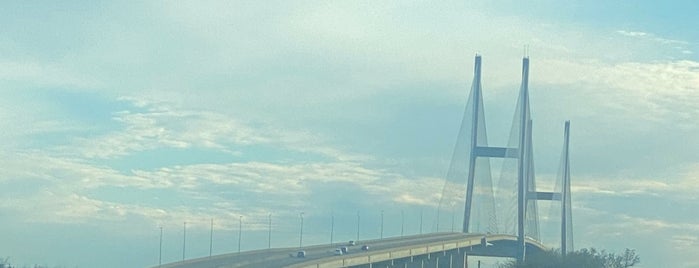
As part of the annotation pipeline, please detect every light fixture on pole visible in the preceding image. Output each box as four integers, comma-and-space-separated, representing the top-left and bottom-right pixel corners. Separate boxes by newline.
380, 210, 384, 239
238, 216, 242, 253
159, 226, 163, 267
268, 213, 272, 249
299, 212, 305, 248
356, 211, 360, 241
330, 212, 334, 245
182, 222, 187, 261
401, 210, 404, 237
420, 210, 423, 235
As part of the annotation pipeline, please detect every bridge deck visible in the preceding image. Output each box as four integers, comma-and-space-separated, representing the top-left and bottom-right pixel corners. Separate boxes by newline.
154, 232, 546, 268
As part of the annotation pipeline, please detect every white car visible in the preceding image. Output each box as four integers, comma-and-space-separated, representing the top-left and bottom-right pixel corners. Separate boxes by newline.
334, 248, 343, 255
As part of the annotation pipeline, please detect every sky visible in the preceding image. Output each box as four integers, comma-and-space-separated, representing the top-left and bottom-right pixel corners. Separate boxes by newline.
0, 1, 698, 267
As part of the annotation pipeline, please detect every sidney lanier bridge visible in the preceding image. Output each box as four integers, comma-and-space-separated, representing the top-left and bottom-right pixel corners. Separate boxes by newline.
155, 55, 574, 268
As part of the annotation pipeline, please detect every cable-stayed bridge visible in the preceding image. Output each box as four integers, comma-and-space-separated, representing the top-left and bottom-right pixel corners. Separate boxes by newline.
155, 55, 574, 268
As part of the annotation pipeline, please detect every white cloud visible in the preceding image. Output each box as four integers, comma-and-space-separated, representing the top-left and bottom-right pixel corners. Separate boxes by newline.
0, 98, 449, 228
529, 58, 699, 141
616, 29, 692, 55
617, 29, 689, 46
43, 98, 370, 163
617, 30, 649, 37
568, 163, 699, 200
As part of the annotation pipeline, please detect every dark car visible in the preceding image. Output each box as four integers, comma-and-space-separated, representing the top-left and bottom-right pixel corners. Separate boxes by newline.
361, 245, 369, 251
296, 251, 306, 258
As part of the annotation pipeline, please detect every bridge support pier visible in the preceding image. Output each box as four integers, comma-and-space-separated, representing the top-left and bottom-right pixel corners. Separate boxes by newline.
385, 251, 466, 268
452, 251, 467, 268
370, 260, 395, 268
405, 258, 424, 268
389, 257, 412, 268
435, 254, 454, 268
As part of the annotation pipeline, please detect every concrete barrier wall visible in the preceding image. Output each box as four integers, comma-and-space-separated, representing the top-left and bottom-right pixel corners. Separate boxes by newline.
370, 252, 392, 262
390, 249, 411, 259
288, 235, 545, 268
317, 259, 344, 268
343, 256, 370, 266
443, 242, 457, 251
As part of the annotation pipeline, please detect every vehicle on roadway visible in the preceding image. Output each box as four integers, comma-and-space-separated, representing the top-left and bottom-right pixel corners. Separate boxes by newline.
296, 251, 306, 258
361, 245, 369, 251
334, 248, 343, 255
348, 240, 356, 246
340, 246, 348, 254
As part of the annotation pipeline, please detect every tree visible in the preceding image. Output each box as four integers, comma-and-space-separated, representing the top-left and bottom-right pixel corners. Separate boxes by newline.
604, 248, 640, 268
499, 248, 640, 268
0, 257, 11, 268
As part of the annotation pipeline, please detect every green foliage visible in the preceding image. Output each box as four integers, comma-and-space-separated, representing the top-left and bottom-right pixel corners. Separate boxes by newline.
499, 248, 640, 268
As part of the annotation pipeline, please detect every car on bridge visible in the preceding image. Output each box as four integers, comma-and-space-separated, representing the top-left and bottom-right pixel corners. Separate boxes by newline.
334, 248, 343, 255
361, 245, 369, 251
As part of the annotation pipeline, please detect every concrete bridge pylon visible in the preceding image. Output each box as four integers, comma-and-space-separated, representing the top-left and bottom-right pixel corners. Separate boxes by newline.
438, 55, 573, 264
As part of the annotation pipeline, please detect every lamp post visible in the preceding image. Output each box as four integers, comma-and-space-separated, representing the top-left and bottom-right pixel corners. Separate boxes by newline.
420, 210, 423, 235
330, 212, 335, 245
401, 210, 405, 237
182, 222, 187, 261
238, 216, 242, 253
299, 212, 305, 248
356, 211, 360, 241
380, 210, 384, 239
268, 213, 272, 249
159, 226, 163, 267
209, 218, 214, 257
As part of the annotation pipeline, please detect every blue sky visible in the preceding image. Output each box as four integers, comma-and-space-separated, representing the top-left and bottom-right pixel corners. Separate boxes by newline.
1, 1, 698, 267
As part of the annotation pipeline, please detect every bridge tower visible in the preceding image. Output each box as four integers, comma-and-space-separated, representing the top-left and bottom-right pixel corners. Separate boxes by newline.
451, 55, 537, 262
559, 121, 574, 257
444, 55, 573, 264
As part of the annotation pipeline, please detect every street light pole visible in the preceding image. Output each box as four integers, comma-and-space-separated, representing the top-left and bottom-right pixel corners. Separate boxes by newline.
238, 216, 242, 254
299, 212, 305, 248
380, 210, 384, 239
182, 222, 187, 261
330, 212, 334, 245
209, 218, 214, 257
420, 210, 423, 235
356, 211, 360, 241
268, 213, 272, 249
159, 226, 163, 267
404, 210, 409, 237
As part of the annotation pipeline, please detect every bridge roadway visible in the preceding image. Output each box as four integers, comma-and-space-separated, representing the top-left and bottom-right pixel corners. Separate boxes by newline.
155, 232, 545, 268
